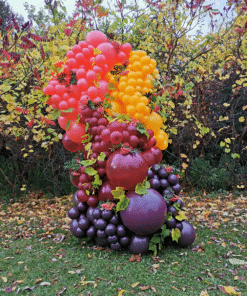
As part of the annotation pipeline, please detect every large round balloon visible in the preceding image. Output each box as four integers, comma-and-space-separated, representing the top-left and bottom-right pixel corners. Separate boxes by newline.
86, 30, 108, 48
120, 188, 167, 235
177, 221, 196, 248
128, 235, 150, 254
70, 219, 84, 238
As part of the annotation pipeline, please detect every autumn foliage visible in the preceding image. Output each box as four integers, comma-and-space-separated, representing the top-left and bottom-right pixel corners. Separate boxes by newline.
0, 0, 246, 198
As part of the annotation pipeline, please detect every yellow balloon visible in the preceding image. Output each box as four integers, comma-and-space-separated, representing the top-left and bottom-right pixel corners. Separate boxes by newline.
135, 50, 146, 58
145, 79, 152, 89
106, 101, 123, 116
133, 61, 142, 71
118, 81, 127, 92
140, 55, 151, 65
136, 78, 144, 87
129, 94, 139, 106
134, 112, 142, 121
122, 94, 130, 105
136, 102, 147, 114
129, 55, 139, 63
146, 112, 163, 132
125, 85, 135, 96
136, 86, 142, 92
126, 104, 136, 116
142, 65, 151, 76
154, 130, 168, 150
127, 78, 137, 87
140, 96, 149, 105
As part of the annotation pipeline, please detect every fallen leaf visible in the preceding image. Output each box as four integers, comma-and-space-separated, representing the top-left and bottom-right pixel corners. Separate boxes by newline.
152, 264, 160, 269
191, 245, 206, 252
68, 271, 76, 274
200, 291, 210, 296
224, 286, 241, 295
117, 267, 121, 270
140, 286, 151, 291
57, 286, 67, 295
39, 282, 51, 286
22, 286, 36, 291
0, 276, 7, 283
118, 289, 128, 295
34, 278, 42, 284
151, 286, 157, 293
129, 254, 141, 262
229, 258, 247, 265
131, 282, 140, 288
171, 286, 180, 291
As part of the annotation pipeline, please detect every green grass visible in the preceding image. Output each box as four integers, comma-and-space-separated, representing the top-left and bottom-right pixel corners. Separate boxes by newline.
0, 224, 246, 295
0, 194, 246, 295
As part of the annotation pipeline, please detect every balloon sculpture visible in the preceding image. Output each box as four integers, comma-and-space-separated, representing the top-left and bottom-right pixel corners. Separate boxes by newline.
43, 30, 195, 254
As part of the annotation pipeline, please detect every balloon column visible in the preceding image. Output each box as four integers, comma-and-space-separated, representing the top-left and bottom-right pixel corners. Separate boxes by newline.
43, 30, 195, 254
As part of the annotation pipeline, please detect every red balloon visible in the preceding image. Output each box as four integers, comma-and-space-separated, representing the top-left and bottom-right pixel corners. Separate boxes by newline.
98, 80, 108, 97
72, 44, 82, 54
51, 94, 61, 105
66, 50, 75, 58
86, 30, 108, 48
97, 43, 116, 68
78, 41, 87, 49
77, 78, 89, 91
67, 97, 78, 108
86, 70, 97, 83
82, 48, 91, 59
62, 133, 80, 152
88, 86, 98, 99
61, 108, 78, 121
68, 58, 78, 69
58, 116, 68, 130
92, 65, 103, 76
75, 53, 85, 65
67, 121, 87, 143
43, 85, 55, 96
58, 100, 69, 110
117, 51, 126, 63
121, 43, 132, 55
55, 84, 66, 95
95, 54, 106, 67
76, 68, 87, 79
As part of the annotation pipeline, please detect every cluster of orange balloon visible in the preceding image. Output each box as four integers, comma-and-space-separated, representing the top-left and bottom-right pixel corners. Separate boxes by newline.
103, 50, 168, 150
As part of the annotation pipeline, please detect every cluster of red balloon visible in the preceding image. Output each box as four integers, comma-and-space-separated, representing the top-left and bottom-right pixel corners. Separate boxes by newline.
43, 31, 132, 151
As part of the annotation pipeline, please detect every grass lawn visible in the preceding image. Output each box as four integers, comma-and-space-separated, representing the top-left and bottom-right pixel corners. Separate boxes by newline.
0, 192, 246, 296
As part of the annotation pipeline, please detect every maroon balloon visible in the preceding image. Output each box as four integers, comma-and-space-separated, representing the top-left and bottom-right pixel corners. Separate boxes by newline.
128, 235, 150, 254
150, 146, 162, 164
177, 221, 196, 248
98, 181, 115, 202
120, 188, 167, 235
62, 133, 81, 152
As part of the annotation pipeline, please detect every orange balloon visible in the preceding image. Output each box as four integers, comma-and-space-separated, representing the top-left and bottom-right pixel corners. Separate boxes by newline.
146, 112, 163, 132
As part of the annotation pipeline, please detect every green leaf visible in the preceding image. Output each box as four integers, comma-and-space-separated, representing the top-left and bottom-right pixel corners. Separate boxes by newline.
84, 166, 98, 176
135, 180, 150, 195
85, 142, 92, 151
80, 159, 96, 167
92, 174, 102, 189
173, 202, 180, 211
98, 152, 106, 161
175, 211, 187, 221
171, 228, 181, 243
166, 212, 173, 221
62, 108, 74, 113
87, 100, 95, 110
102, 100, 112, 109
66, 120, 71, 131
115, 196, 129, 212
52, 109, 61, 120
160, 224, 170, 241
85, 122, 89, 132
136, 122, 149, 139
184, 82, 194, 91
112, 187, 125, 200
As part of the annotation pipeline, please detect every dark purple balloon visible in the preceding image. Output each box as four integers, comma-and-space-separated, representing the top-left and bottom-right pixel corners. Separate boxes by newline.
177, 221, 196, 248
116, 225, 126, 237
150, 178, 160, 190
97, 229, 106, 238
176, 222, 183, 231
87, 225, 96, 238
68, 207, 80, 219
86, 207, 95, 223
168, 174, 178, 185
107, 235, 118, 244
101, 210, 113, 220
110, 242, 121, 251
78, 217, 89, 230
120, 189, 167, 235
77, 201, 87, 212
147, 169, 154, 179
160, 179, 169, 189
109, 214, 119, 225
92, 208, 101, 219
128, 235, 150, 254
158, 168, 168, 179
151, 164, 160, 173
95, 236, 109, 247
176, 198, 184, 209
172, 183, 181, 194
166, 217, 176, 229
105, 223, 117, 236
120, 236, 130, 246
70, 219, 84, 238
168, 206, 178, 217
95, 218, 107, 230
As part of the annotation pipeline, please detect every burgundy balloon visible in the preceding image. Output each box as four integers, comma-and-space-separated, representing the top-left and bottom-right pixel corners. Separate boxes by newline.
128, 235, 150, 254
177, 221, 196, 248
120, 189, 167, 235
98, 181, 115, 202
